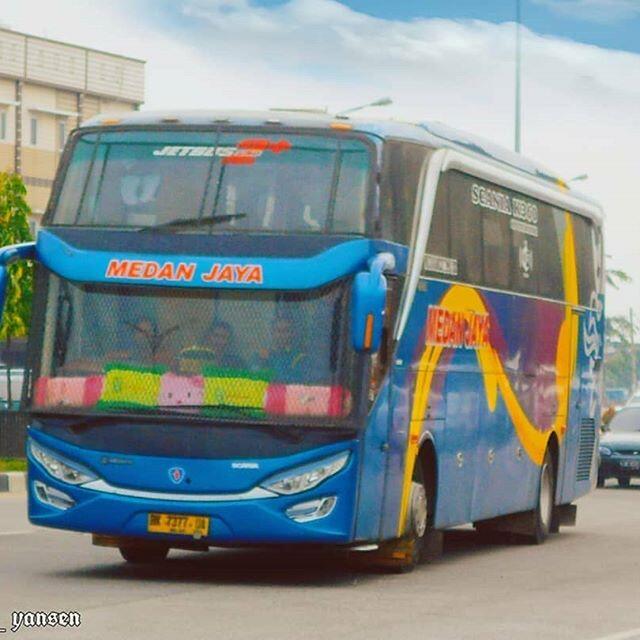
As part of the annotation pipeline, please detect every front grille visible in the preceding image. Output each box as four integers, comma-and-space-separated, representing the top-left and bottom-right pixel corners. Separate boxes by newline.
576, 418, 596, 482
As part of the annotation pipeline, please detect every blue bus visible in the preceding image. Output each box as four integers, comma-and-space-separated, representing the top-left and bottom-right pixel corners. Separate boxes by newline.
0, 111, 604, 571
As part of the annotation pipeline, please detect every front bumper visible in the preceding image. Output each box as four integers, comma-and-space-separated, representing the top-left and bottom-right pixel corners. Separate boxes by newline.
27, 433, 359, 546
599, 456, 640, 479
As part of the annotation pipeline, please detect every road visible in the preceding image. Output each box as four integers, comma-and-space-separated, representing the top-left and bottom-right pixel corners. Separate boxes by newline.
1, 484, 639, 640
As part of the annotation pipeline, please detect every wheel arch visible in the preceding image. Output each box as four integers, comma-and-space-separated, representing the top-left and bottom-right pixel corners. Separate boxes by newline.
416, 435, 438, 526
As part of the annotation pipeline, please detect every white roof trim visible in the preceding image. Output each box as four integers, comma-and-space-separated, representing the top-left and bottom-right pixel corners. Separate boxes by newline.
394, 149, 448, 340
0, 99, 19, 107
442, 150, 604, 224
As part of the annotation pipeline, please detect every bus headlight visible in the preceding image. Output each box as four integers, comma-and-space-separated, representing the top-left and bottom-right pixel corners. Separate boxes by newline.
261, 452, 350, 495
599, 446, 612, 457
29, 440, 97, 486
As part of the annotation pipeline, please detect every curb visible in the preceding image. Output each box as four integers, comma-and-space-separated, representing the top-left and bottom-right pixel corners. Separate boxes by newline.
0, 471, 26, 493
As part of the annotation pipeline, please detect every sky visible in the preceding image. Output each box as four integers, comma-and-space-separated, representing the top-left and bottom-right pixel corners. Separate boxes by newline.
2, 0, 640, 317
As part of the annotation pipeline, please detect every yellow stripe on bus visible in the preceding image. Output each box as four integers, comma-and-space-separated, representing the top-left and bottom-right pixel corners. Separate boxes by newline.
397, 214, 579, 536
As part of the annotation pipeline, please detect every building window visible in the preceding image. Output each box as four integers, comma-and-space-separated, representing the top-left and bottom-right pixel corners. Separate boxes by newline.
28, 219, 39, 238
0, 111, 6, 140
58, 120, 67, 151
30, 117, 38, 146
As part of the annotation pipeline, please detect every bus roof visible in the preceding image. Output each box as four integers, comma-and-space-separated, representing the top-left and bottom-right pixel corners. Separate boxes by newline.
80, 109, 602, 219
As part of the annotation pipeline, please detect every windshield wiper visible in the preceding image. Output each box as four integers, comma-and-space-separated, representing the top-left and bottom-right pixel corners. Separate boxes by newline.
41, 414, 120, 433
138, 213, 247, 232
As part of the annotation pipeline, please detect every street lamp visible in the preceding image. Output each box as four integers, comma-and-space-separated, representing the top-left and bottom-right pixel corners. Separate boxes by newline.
515, 0, 522, 153
336, 97, 393, 116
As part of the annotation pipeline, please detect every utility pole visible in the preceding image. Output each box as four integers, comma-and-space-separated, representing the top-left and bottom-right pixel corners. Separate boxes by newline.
630, 307, 637, 391
515, 0, 522, 153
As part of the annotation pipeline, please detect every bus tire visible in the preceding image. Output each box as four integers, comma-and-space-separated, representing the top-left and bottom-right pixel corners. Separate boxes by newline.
528, 448, 556, 545
119, 544, 170, 564
364, 454, 441, 573
617, 477, 630, 488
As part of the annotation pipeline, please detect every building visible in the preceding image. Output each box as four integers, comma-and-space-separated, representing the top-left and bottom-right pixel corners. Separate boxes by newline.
0, 27, 145, 231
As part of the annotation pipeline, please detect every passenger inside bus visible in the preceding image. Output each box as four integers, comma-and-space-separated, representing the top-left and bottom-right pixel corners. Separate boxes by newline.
177, 321, 246, 374
256, 316, 309, 382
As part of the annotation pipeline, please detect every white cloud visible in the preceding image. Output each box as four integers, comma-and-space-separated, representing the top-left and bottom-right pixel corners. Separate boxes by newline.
2, 0, 640, 316
533, 0, 640, 23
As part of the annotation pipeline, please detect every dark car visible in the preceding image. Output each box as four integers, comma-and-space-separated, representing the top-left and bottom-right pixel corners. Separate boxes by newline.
599, 406, 640, 487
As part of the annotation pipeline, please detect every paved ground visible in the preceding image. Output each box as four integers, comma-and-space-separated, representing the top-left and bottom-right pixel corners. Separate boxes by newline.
1, 483, 640, 640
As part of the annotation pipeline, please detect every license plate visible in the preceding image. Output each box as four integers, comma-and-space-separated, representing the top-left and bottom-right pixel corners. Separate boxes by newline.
147, 513, 209, 537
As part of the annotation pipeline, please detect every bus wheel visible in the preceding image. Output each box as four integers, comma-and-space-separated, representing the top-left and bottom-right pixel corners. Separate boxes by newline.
617, 477, 630, 488
596, 474, 605, 488
119, 544, 170, 564
363, 460, 441, 573
365, 483, 426, 573
528, 449, 556, 545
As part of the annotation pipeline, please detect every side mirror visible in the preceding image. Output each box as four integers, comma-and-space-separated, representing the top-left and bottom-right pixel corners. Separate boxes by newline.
351, 253, 395, 352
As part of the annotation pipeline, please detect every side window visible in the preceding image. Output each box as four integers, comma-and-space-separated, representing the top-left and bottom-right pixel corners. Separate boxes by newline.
573, 214, 596, 306
449, 172, 482, 285
379, 141, 431, 244
424, 174, 453, 275
537, 204, 563, 300
510, 226, 537, 295
483, 207, 511, 289
420, 169, 590, 305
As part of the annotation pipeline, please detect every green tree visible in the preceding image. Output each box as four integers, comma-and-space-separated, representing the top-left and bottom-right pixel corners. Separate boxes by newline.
0, 173, 33, 405
603, 267, 635, 395
606, 268, 632, 290
604, 315, 638, 393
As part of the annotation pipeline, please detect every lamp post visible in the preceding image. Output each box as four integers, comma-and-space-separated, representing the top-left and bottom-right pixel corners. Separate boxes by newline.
515, 0, 522, 153
337, 97, 393, 116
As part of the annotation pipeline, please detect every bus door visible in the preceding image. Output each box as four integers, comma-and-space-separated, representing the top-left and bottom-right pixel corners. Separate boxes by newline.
441, 366, 481, 526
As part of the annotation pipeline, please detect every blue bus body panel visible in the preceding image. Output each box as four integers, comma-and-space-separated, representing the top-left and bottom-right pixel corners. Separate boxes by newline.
27, 222, 600, 544
36, 230, 408, 290
352, 376, 392, 541
364, 276, 601, 538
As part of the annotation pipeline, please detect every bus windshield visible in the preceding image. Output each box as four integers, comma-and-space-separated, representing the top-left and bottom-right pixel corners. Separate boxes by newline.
30, 272, 356, 423
49, 130, 372, 235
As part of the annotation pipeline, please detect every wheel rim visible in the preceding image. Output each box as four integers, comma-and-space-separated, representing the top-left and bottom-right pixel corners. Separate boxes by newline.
410, 482, 428, 538
539, 462, 553, 530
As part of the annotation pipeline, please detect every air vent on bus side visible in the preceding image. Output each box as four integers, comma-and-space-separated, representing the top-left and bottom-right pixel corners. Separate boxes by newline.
576, 418, 596, 482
